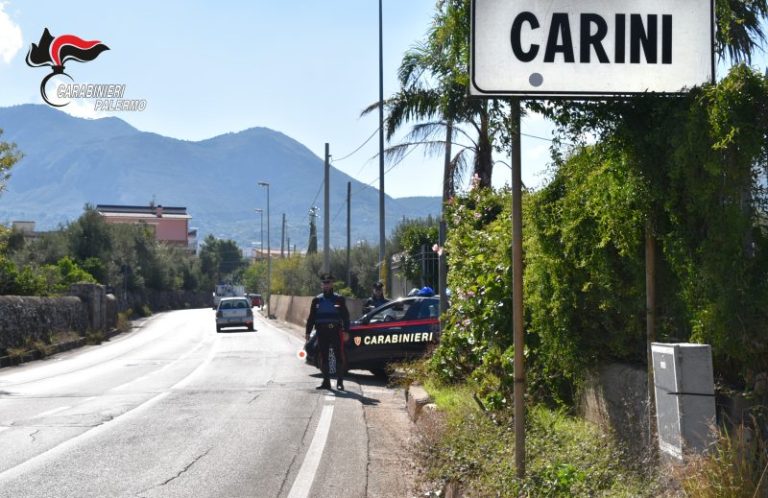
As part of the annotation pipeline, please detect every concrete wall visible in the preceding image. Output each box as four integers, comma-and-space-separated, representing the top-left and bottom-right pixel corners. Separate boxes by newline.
70, 284, 108, 332
578, 362, 768, 459
122, 289, 211, 312
578, 363, 652, 459
270, 294, 366, 328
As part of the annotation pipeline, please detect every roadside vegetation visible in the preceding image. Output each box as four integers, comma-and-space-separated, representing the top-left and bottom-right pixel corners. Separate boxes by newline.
243, 217, 440, 298
1, 208, 221, 298
382, 0, 768, 495
408, 372, 660, 497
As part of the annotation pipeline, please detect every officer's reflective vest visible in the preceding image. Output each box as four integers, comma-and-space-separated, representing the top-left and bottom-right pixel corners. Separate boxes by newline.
314, 294, 343, 325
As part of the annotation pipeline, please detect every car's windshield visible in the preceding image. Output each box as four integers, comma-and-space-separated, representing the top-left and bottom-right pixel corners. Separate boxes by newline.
369, 300, 416, 323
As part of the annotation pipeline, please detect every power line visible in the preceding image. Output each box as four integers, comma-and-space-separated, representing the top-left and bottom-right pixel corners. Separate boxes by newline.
328, 130, 562, 224
307, 129, 378, 224
332, 128, 379, 162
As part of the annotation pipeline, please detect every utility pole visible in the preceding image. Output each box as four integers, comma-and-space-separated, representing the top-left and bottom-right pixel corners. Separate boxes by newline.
439, 122, 452, 333
421, 244, 427, 287
346, 181, 351, 287
255, 208, 264, 260
281, 213, 286, 258
258, 181, 271, 319
308, 206, 318, 254
646, 220, 658, 455
287, 236, 291, 258
323, 143, 330, 274
377, 0, 386, 280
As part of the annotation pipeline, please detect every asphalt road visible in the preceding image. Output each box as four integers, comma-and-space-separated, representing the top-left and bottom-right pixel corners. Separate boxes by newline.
0, 308, 416, 497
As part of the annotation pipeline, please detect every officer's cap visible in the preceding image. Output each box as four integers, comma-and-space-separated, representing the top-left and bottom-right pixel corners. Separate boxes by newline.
320, 273, 335, 283
373, 281, 384, 289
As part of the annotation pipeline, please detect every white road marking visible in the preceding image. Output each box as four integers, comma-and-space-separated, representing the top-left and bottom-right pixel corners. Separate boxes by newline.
287, 402, 335, 498
113, 339, 213, 392
0, 339, 219, 483
33, 406, 71, 419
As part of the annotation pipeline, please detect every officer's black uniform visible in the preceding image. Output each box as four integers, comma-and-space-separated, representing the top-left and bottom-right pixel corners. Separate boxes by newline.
305, 275, 350, 390
363, 281, 389, 314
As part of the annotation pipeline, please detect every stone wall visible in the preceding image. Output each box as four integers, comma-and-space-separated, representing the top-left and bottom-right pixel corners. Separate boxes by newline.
121, 289, 212, 312
0, 295, 87, 352
1, 285, 211, 355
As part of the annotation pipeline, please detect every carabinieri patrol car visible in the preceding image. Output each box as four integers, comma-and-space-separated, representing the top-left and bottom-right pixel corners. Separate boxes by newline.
304, 294, 440, 377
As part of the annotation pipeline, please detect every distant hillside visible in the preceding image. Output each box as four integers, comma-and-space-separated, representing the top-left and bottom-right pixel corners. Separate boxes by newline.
0, 104, 441, 251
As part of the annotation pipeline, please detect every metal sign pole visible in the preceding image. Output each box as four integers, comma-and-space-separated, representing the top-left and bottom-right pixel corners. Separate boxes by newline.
511, 97, 525, 478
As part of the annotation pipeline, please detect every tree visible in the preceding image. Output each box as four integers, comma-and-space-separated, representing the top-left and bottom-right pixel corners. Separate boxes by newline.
198, 235, 247, 285
243, 260, 267, 295
66, 206, 112, 282
522, 0, 768, 385
716, 0, 768, 62
425, 0, 768, 401
0, 129, 21, 196
390, 217, 440, 287
364, 0, 507, 193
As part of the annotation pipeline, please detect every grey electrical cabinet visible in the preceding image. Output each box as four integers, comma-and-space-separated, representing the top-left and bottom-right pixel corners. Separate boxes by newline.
651, 343, 716, 459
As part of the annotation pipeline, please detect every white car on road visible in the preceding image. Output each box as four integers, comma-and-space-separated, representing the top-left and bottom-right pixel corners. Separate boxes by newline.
215, 297, 254, 332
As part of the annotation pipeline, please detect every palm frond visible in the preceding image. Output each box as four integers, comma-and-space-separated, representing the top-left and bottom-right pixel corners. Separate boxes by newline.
716, 0, 768, 63
403, 121, 451, 143
385, 89, 442, 140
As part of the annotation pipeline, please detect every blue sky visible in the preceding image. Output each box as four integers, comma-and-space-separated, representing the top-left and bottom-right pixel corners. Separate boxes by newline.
0, 1, 556, 199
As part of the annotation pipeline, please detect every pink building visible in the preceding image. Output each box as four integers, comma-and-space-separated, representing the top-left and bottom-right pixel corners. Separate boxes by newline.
96, 204, 192, 249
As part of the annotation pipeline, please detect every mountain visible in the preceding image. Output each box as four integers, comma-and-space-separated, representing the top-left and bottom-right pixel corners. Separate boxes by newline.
0, 104, 441, 251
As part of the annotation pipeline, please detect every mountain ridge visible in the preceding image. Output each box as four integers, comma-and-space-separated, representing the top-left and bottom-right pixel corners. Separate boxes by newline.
0, 105, 441, 250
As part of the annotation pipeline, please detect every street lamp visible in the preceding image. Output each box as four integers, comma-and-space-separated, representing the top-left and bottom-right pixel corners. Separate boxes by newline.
377, 0, 386, 280
258, 181, 271, 318
254, 208, 264, 260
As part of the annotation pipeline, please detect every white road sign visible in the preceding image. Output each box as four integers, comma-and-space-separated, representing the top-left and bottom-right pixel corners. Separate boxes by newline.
470, 0, 714, 96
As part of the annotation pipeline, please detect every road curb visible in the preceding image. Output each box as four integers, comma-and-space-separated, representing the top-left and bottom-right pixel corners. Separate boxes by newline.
0, 326, 128, 369
406, 384, 435, 423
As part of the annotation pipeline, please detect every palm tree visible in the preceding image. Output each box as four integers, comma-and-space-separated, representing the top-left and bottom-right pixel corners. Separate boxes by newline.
716, 0, 768, 62
363, 0, 504, 195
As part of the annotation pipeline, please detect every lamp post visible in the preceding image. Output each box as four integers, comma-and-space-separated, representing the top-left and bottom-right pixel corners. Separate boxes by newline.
254, 208, 264, 260
377, 0, 386, 281
258, 182, 271, 318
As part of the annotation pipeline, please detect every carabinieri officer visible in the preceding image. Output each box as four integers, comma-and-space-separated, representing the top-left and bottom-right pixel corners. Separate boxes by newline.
305, 273, 350, 390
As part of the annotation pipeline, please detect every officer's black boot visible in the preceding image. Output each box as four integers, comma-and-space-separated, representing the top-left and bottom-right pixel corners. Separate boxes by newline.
336, 379, 344, 391
317, 378, 331, 390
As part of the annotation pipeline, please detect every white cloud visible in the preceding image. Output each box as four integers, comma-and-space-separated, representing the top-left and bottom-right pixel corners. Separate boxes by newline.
0, 3, 22, 64
61, 99, 101, 119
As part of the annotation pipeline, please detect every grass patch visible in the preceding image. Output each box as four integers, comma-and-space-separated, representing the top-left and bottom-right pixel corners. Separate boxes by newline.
4, 346, 28, 359
136, 305, 152, 318
416, 379, 662, 497
423, 379, 477, 413
116, 309, 133, 332
85, 330, 105, 345
674, 418, 768, 497
49, 330, 82, 344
